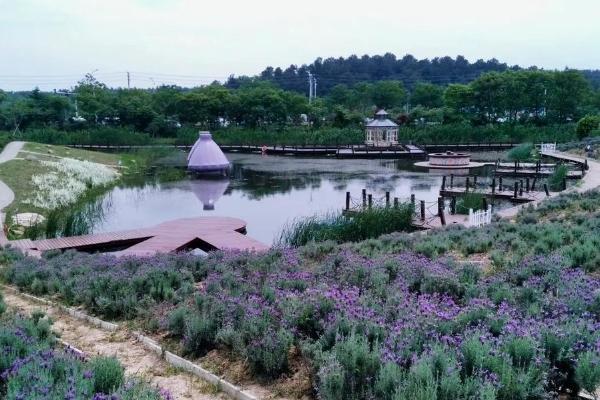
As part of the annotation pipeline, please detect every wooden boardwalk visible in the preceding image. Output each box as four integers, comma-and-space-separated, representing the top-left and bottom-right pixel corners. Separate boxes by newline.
440, 187, 547, 203
9, 217, 269, 256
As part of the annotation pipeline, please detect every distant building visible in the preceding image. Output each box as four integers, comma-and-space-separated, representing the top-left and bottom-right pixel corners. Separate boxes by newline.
365, 110, 398, 147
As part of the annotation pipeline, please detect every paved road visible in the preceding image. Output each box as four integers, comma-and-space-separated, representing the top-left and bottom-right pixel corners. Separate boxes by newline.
0, 141, 25, 243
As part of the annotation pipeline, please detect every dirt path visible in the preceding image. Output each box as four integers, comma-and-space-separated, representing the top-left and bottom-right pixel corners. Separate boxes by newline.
2, 289, 226, 400
0, 141, 25, 244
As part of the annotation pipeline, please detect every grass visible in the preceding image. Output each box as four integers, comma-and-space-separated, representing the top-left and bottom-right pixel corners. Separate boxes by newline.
507, 143, 536, 162
22, 142, 120, 166
455, 192, 486, 215
277, 205, 414, 246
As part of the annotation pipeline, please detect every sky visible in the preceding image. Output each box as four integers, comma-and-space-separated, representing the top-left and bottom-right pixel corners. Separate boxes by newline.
1, 0, 599, 91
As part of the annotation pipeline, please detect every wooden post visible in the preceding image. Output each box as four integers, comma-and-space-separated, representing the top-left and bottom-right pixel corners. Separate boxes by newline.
345, 191, 350, 211
466, 177, 470, 193
473, 176, 478, 187
441, 176, 446, 191
544, 183, 550, 196
531, 177, 537, 191
514, 182, 518, 199
514, 161, 517, 175
450, 196, 457, 215
482, 197, 488, 211
385, 191, 390, 207
562, 178, 567, 191
394, 197, 399, 208
438, 197, 446, 226
420, 200, 425, 221
491, 178, 496, 194
526, 178, 530, 192
499, 177, 503, 192
362, 189, 367, 208
585, 159, 589, 171
410, 194, 415, 208
450, 174, 454, 188
368, 194, 373, 209
519, 180, 524, 196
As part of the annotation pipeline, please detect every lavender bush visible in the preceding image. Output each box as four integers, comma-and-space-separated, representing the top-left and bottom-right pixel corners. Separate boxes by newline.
0, 311, 170, 399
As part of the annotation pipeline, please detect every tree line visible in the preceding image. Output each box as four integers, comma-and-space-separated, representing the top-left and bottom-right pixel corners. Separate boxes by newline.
1, 69, 599, 140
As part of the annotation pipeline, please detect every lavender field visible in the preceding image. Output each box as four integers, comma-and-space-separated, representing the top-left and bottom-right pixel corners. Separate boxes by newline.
2, 190, 600, 399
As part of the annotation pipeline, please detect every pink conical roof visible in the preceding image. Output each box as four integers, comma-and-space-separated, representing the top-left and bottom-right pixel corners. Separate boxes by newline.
187, 132, 230, 172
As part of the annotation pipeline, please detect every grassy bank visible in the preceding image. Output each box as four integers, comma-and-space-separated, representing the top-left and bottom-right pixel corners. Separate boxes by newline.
0, 143, 121, 239
3, 190, 600, 399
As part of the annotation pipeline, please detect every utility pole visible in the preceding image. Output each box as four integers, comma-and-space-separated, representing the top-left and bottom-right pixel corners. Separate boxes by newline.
307, 72, 314, 103
127, 71, 131, 89
314, 76, 317, 99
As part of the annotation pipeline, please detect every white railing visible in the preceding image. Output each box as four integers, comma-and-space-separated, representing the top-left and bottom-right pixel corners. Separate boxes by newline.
540, 142, 557, 153
468, 206, 493, 228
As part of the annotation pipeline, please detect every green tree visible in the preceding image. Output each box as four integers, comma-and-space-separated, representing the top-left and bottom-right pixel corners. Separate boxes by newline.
444, 84, 473, 115
74, 74, 115, 124
576, 115, 600, 138
411, 82, 444, 108
370, 80, 406, 110
548, 70, 590, 122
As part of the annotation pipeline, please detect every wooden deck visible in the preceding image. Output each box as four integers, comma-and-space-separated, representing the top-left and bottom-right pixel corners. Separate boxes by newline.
494, 168, 583, 179
9, 217, 269, 256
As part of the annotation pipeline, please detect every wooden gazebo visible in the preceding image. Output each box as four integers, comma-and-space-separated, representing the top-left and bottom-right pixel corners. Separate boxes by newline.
365, 110, 398, 147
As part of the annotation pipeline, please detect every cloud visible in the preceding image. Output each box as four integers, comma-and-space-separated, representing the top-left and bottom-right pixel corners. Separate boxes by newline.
0, 0, 598, 90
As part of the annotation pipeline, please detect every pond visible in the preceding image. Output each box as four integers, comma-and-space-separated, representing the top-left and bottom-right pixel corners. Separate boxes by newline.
66, 153, 498, 245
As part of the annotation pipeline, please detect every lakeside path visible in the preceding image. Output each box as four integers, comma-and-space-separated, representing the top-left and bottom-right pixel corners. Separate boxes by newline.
496, 150, 600, 219
0, 141, 25, 244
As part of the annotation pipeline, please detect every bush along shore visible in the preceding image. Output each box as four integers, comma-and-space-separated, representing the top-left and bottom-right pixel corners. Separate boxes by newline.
0, 123, 580, 148
0, 292, 172, 399
2, 190, 600, 399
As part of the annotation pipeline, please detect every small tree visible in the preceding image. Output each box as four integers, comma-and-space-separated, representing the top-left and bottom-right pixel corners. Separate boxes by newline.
576, 115, 600, 139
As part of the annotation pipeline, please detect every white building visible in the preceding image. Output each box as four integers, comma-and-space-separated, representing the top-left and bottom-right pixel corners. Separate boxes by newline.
365, 110, 399, 147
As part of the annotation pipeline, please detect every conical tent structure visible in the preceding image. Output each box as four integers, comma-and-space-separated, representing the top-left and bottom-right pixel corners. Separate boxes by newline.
187, 131, 230, 173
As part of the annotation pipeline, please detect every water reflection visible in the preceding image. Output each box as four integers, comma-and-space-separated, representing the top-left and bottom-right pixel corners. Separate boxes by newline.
189, 179, 230, 211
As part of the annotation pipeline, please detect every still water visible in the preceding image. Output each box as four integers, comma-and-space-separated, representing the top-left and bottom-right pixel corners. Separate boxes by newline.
75, 153, 492, 244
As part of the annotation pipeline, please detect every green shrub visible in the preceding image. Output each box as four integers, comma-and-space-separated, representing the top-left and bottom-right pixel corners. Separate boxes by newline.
167, 306, 188, 337
0, 292, 5, 316
576, 351, 600, 397
183, 315, 218, 356
317, 355, 346, 400
576, 115, 600, 139
507, 143, 535, 162
90, 356, 125, 394
246, 328, 293, 378
375, 362, 403, 400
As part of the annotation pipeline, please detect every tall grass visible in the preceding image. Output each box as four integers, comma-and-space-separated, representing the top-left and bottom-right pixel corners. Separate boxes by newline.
548, 165, 568, 191
456, 192, 486, 215
277, 205, 414, 246
507, 143, 536, 162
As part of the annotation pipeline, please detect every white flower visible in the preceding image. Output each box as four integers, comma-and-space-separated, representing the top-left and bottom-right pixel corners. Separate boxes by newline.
26, 158, 117, 210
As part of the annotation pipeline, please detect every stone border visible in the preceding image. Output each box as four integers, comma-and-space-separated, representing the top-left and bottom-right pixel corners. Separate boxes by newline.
1, 284, 258, 400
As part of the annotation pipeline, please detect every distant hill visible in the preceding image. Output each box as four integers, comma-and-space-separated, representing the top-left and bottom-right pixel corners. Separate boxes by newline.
227, 53, 600, 94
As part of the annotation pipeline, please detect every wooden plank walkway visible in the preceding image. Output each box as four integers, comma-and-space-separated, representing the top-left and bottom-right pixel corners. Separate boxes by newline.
440, 188, 548, 203
494, 168, 583, 179
9, 217, 269, 256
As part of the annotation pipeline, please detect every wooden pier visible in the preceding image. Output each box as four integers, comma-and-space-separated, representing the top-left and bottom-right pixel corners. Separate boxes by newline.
9, 217, 269, 257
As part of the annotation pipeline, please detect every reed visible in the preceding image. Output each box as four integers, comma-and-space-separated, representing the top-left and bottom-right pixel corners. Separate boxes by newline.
277, 205, 414, 246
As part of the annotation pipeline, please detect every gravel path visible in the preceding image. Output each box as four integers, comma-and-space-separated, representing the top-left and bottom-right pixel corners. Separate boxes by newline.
0, 141, 25, 244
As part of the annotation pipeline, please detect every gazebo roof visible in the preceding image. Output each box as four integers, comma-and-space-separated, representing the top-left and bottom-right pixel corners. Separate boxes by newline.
366, 109, 398, 128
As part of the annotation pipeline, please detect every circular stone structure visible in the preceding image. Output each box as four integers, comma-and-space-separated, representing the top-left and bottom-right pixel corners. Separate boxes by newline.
414, 151, 485, 169
430, 151, 471, 166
